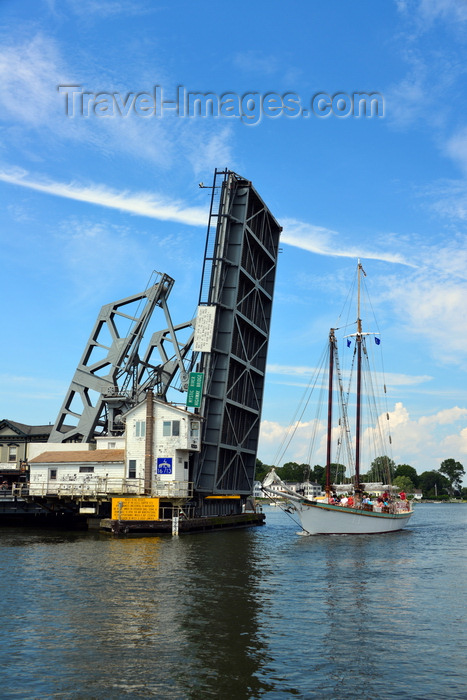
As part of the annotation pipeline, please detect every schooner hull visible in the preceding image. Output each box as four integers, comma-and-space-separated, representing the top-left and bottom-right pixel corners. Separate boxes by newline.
295, 501, 413, 535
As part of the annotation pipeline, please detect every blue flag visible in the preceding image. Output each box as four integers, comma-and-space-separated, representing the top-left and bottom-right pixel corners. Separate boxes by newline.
347, 339, 351, 348
375, 337, 381, 345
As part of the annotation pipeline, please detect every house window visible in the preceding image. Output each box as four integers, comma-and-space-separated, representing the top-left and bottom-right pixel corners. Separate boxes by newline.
135, 420, 146, 438
49, 469, 57, 480
190, 421, 200, 438
79, 466, 94, 473
8, 445, 17, 462
163, 420, 180, 437
128, 460, 136, 479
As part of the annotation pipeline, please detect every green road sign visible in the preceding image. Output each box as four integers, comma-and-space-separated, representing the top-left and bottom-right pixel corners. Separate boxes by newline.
186, 372, 204, 408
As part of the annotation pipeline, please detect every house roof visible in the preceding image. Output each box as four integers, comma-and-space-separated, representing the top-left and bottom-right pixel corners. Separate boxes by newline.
30, 449, 124, 464
0, 420, 74, 437
0, 420, 53, 436
124, 397, 198, 419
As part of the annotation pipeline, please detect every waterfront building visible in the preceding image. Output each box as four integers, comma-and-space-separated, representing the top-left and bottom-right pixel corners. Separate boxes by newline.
28, 396, 201, 506
0, 420, 75, 485
262, 480, 323, 500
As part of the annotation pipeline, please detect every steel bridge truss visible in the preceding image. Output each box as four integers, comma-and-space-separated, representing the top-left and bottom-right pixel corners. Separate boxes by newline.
49, 272, 195, 442
49, 169, 282, 501
193, 169, 282, 495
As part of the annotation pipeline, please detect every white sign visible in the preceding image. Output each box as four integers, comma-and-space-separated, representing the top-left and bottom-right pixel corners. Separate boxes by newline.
193, 305, 216, 352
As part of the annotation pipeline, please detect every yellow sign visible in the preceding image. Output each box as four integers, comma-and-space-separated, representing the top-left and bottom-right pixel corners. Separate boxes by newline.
205, 495, 241, 499
111, 497, 160, 521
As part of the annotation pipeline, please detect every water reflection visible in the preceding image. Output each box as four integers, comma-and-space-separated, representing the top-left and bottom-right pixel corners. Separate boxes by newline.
173, 530, 273, 699
1, 507, 467, 699
0, 527, 274, 699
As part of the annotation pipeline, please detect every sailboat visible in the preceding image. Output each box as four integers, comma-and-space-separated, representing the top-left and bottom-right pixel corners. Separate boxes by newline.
262, 261, 413, 535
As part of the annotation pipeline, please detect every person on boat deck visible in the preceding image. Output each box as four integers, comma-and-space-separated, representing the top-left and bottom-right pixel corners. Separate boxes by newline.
399, 491, 406, 500
340, 495, 348, 506
347, 495, 354, 507
382, 490, 389, 501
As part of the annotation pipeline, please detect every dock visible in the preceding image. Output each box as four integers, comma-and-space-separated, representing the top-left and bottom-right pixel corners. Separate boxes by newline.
101, 511, 266, 535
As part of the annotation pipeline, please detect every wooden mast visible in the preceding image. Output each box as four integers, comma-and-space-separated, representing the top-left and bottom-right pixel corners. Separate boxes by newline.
354, 260, 365, 493
325, 328, 336, 499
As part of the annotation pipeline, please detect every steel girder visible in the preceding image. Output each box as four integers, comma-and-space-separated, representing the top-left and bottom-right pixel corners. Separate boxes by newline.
49, 272, 194, 443
193, 170, 282, 495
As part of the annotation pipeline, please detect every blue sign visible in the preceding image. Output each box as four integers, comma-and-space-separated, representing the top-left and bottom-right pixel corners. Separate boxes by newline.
157, 457, 173, 475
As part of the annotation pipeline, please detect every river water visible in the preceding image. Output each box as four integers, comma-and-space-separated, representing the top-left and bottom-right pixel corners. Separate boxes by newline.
0, 504, 466, 700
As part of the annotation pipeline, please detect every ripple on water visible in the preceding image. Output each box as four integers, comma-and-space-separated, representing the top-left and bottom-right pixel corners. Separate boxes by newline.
0, 505, 466, 699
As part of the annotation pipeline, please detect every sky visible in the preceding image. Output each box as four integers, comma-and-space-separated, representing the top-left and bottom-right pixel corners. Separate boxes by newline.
2, 0, 467, 481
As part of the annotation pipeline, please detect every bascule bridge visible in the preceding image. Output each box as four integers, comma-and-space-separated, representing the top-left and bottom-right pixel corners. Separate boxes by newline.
38, 170, 281, 517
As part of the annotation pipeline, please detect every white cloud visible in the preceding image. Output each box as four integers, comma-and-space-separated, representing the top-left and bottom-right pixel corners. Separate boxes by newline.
0, 32, 235, 171
418, 0, 467, 25
387, 1, 467, 131
267, 364, 319, 377
428, 179, 467, 221
382, 267, 467, 362
0, 33, 67, 128
281, 218, 416, 267
267, 363, 431, 388
54, 217, 201, 304
233, 51, 281, 76
259, 400, 467, 476
0, 169, 208, 225
385, 51, 431, 129
259, 418, 326, 466
395, 0, 467, 29
419, 406, 467, 426
444, 129, 467, 175
380, 402, 467, 470
54, 219, 147, 301
441, 426, 467, 455
180, 126, 234, 177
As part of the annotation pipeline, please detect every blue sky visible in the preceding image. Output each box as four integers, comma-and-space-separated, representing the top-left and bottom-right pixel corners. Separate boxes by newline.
2, 0, 467, 480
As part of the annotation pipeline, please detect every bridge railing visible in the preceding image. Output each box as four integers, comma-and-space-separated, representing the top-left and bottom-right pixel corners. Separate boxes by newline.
28, 479, 193, 499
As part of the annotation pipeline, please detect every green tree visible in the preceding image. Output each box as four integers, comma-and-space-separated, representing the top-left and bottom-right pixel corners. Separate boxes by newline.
439, 458, 465, 493
255, 459, 272, 482
310, 464, 325, 487
365, 455, 395, 482
307, 463, 346, 487
393, 475, 415, 494
329, 462, 346, 484
394, 464, 419, 488
419, 470, 450, 498
276, 462, 311, 483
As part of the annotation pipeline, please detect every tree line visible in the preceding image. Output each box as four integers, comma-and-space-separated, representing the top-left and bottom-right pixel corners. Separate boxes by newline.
255, 456, 467, 499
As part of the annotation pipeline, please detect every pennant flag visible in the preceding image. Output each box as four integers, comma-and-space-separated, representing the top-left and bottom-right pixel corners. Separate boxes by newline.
347, 339, 351, 347
375, 337, 381, 345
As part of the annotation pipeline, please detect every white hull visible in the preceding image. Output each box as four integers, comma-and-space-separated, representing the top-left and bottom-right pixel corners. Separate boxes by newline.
294, 501, 413, 535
